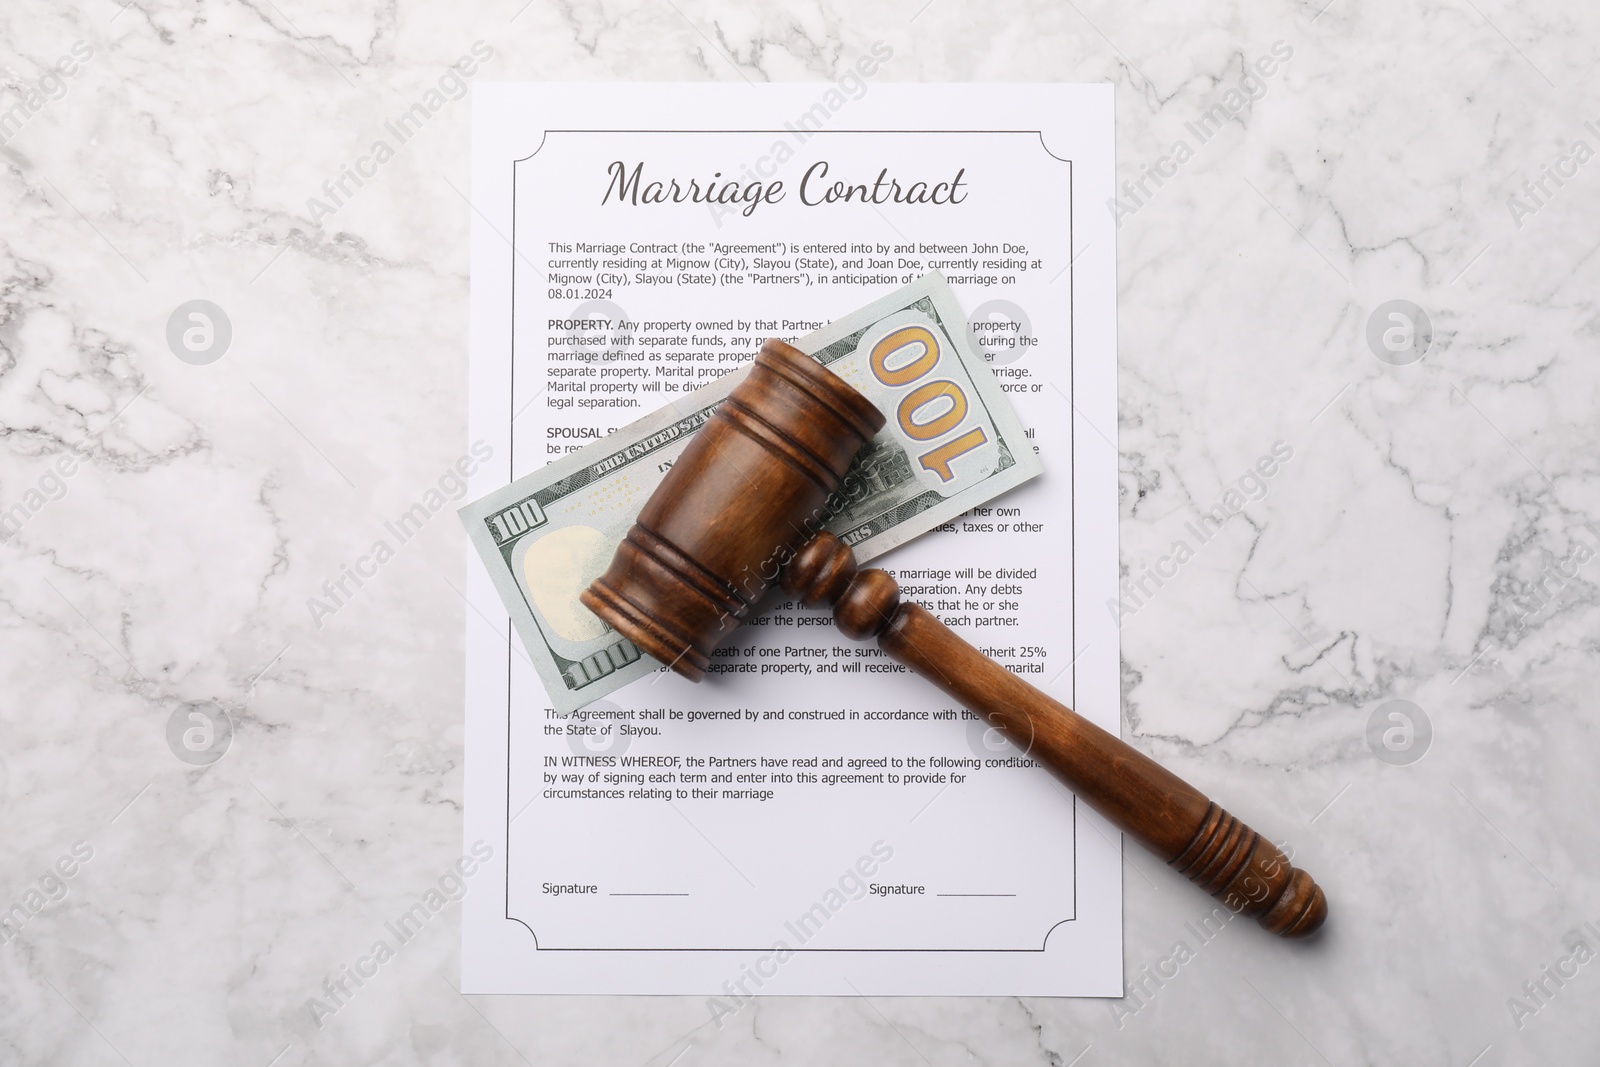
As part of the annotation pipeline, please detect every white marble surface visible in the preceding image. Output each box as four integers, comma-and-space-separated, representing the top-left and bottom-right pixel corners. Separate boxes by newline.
2, 0, 1598, 1063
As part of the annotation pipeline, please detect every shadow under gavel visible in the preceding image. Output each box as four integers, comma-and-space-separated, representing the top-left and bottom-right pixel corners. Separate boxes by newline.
581, 339, 1327, 938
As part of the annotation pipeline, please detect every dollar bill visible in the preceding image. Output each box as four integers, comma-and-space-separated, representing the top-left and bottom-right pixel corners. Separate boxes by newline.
460, 271, 1043, 712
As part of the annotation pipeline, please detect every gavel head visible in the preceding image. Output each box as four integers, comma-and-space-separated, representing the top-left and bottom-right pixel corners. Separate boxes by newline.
580, 339, 885, 681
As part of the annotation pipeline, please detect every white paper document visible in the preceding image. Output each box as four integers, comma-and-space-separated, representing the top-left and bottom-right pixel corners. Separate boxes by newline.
462, 80, 1119, 996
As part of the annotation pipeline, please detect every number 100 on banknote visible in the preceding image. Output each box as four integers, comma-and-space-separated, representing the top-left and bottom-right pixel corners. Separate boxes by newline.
460, 272, 1041, 713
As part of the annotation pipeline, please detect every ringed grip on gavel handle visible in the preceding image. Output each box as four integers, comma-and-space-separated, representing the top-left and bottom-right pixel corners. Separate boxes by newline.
781, 533, 1327, 938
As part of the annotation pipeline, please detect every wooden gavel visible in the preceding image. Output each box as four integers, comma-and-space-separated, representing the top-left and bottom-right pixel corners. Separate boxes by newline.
581, 340, 1327, 937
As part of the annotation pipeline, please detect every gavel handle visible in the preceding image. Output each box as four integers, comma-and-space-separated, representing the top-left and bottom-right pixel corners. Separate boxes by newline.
782, 533, 1328, 938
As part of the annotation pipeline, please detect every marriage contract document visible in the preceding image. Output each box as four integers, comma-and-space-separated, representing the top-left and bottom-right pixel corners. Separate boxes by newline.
462, 80, 1119, 997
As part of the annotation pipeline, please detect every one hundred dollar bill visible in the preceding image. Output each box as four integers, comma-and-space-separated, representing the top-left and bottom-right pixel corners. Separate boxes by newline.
460, 271, 1042, 712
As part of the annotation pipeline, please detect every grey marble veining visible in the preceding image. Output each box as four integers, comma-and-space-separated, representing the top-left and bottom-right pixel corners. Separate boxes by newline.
2, 0, 1598, 1064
